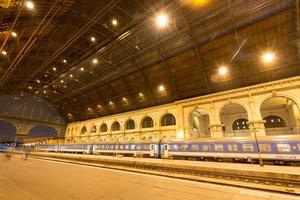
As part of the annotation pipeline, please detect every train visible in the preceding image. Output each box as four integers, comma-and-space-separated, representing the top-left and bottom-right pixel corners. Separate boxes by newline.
29, 135, 300, 165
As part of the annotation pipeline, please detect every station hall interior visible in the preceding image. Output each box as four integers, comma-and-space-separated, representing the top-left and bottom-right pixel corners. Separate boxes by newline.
0, 0, 300, 200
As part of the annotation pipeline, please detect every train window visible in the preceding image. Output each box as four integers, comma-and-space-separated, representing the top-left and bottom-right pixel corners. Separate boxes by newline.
180, 144, 188, 151
242, 144, 254, 152
259, 144, 271, 152
136, 145, 141, 150
143, 145, 150, 150
215, 144, 224, 152
170, 144, 178, 151
110, 145, 114, 149
191, 144, 199, 151
130, 145, 136, 150
277, 144, 291, 152
125, 145, 130, 150
202, 144, 210, 151
105, 145, 109, 149
120, 145, 124, 150
227, 144, 238, 151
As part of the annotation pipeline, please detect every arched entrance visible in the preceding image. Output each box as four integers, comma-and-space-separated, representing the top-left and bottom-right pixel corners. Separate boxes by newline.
220, 103, 250, 137
0, 120, 17, 142
28, 125, 58, 138
260, 96, 300, 135
189, 110, 210, 138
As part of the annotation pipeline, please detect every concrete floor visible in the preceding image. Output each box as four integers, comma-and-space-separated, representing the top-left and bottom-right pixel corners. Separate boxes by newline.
0, 154, 298, 200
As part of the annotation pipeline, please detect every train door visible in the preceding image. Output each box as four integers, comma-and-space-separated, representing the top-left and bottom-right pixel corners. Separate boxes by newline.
92, 145, 97, 154
150, 144, 159, 157
163, 144, 169, 158
87, 145, 93, 154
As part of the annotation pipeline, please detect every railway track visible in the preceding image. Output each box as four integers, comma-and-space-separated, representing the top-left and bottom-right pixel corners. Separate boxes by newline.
26, 153, 300, 195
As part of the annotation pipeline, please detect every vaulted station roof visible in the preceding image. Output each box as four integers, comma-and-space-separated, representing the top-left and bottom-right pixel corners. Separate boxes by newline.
0, 0, 300, 122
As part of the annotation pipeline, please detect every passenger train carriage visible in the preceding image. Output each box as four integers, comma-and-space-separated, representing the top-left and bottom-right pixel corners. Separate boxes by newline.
31, 135, 300, 165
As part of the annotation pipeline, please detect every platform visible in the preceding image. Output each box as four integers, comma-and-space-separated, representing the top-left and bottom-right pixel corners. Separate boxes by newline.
0, 153, 299, 200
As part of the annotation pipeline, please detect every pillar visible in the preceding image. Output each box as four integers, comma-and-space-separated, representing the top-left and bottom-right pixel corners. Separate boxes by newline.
209, 124, 223, 138
248, 120, 266, 136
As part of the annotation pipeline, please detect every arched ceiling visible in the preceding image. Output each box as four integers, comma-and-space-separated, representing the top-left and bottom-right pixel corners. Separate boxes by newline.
0, 0, 300, 122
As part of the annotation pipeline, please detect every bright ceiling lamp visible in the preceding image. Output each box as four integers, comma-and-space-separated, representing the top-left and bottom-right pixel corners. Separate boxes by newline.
155, 13, 169, 28
25, 1, 34, 9
262, 51, 275, 64
1, 50, 7, 55
11, 31, 17, 37
112, 19, 118, 26
218, 65, 229, 76
158, 84, 165, 92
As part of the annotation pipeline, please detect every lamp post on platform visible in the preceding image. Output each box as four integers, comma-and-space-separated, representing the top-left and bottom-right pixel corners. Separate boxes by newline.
253, 127, 264, 167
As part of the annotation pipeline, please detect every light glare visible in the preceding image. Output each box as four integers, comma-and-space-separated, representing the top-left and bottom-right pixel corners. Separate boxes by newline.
112, 19, 118, 26
90, 37, 96, 42
156, 13, 169, 28
11, 32, 17, 37
1, 50, 7, 55
25, 1, 34, 9
218, 66, 229, 76
158, 85, 165, 92
92, 58, 98, 64
262, 51, 275, 64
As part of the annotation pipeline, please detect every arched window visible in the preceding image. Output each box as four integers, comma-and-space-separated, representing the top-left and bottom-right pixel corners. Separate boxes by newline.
263, 115, 286, 128
125, 119, 135, 130
232, 118, 249, 130
91, 125, 97, 134
161, 114, 176, 126
81, 126, 87, 134
100, 123, 107, 132
111, 121, 120, 131
141, 116, 154, 128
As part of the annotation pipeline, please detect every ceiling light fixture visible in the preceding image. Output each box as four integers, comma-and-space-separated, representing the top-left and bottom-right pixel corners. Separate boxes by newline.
52, 67, 56, 71
1, 50, 7, 55
90, 36, 96, 42
92, 58, 98, 64
158, 85, 165, 92
63, 59, 67, 63
11, 32, 17, 37
218, 65, 229, 76
80, 67, 84, 71
25, 1, 34, 9
112, 19, 118, 26
156, 13, 169, 28
69, 74, 73, 78
262, 51, 275, 64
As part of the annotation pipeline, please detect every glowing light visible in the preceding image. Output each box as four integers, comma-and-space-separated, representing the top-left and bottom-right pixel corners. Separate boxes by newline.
28, 86, 32, 90
25, 1, 34, 9
262, 51, 275, 64
1, 50, 7, 55
156, 13, 169, 28
60, 80, 64, 83
158, 85, 165, 92
44, 74, 48, 77
138, 92, 144, 97
90, 36, 96, 42
218, 66, 229, 76
63, 59, 67, 63
11, 32, 17, 37
122, 97, 127, 102
92, 58, 98, 64
109, 101, 114, 105
43, 90, 46, 94
36, 79, 40, 83
112, 19, 118, 26
52, 67, 56, 71
80, 67, 84, 71
69, 74, 73, 78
